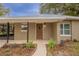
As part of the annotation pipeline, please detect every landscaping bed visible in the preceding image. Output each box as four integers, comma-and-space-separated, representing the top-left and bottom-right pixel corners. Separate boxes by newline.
46, 41, 79, 56
0, 44, 37, 56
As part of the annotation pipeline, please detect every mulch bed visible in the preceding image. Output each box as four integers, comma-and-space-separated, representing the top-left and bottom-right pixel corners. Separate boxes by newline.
0, 44, 37, 56
46, 41, 79, 56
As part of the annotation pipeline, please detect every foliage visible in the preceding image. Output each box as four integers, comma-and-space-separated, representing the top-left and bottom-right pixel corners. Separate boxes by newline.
40, 3, 79, 16
26, 41, 35, 48
48, 39, 56, 49
0, 4, 9, 16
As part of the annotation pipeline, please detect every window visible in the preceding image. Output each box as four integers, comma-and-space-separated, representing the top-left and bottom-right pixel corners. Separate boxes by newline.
21, 24, 28, 32
60, 23, 71, 36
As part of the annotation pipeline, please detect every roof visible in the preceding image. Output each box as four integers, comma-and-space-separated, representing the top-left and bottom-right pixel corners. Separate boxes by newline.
0, 15, 79, 23
0, 15, 79, 20
0, 16, 65, 20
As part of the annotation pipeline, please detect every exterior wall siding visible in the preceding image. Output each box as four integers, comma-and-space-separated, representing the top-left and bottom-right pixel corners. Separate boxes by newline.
43, 23, 57, 40
57, 20, 79, 43
51, 23, 57, 41
14, 23, 27, 40
14, 20, 79, 43
14, 23, 36, 41
29, 23, 36, 41
43, 23, 53, 40
57, 21, 71, 43
72, 21, 79, 41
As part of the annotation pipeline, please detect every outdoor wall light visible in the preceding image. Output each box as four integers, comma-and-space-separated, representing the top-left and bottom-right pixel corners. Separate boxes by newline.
43, 23, 46, 28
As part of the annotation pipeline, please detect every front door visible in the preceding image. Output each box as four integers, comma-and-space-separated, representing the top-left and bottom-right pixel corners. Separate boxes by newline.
36, 24, 43, 40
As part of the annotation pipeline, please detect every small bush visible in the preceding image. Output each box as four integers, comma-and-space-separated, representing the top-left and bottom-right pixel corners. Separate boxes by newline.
48, 39, 56, 49
26, 41, 35, 48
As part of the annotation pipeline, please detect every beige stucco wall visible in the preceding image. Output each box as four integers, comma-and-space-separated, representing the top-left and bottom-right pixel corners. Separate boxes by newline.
14, 23, 36, 41
57, 21, 71, 43
57, 20, 79, 43
43, 23, 57, 40
14, 23, 27, 40
29, 23, 36, 41
43, 23, 53, 40
72, 21, 79, 41
14, 20, 79, 44
51, 23, 57, 41
14, 22, 57, 41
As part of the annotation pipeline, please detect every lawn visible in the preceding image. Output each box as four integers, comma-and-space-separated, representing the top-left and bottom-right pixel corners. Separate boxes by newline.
0, 43, 37, 56
46, 41, 79, 56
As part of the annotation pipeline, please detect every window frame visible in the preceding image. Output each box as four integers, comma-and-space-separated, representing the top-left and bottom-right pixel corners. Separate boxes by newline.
21, 24, 28, 32
60, 23, 71, 36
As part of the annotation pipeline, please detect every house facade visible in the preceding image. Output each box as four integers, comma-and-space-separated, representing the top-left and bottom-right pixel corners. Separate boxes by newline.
0, 16, 79, 44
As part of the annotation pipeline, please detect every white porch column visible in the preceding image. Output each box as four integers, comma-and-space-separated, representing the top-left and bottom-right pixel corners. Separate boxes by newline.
43, 23, 46, 40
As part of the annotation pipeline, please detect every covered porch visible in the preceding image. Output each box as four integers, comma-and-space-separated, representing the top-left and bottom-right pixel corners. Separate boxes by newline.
13, 22, 58, 42
0, 17, 63, 44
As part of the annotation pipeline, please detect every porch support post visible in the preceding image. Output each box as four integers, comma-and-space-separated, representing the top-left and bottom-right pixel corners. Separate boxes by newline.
70, 20, 72, 41
27, 22, 29, 43
7, 22, 10, 43
13, 24, 14, 40
43, 23, 46, 40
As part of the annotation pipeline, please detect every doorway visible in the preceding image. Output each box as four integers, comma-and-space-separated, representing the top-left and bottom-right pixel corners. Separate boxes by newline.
36, 24, 43, 40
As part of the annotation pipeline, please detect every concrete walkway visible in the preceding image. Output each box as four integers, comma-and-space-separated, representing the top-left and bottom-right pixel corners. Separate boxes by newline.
33, 40, 47, 56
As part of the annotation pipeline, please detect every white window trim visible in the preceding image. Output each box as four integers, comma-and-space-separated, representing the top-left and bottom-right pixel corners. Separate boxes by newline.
60, 23, 71, 36
60, 35, 71, 36
21, 24, 27, 32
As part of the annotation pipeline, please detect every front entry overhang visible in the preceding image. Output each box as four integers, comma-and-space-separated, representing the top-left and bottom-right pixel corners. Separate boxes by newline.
0, 16, 79, 23
0, 16, 66, 24
0, 19, 64, 24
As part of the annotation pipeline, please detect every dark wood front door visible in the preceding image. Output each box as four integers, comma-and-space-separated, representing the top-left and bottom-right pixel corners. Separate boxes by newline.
36, 24, 43, 40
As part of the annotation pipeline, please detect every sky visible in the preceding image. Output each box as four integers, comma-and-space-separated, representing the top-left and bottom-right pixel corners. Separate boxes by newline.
4, 3, 40, 16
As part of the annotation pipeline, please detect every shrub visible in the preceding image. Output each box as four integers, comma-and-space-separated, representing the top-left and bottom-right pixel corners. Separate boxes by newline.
26, 41, 35, 48
48, 39, 56, 49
